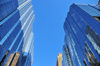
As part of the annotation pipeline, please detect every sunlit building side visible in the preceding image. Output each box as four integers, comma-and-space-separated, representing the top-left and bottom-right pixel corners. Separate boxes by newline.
0, 0, 34, 66
56, 53, 63, 66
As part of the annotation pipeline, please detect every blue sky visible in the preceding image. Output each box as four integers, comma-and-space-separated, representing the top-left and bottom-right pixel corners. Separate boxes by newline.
32, 0, 98, 66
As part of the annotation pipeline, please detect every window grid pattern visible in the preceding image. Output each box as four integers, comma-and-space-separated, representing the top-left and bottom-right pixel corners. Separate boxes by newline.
0, 0, 34, 66
63, 3, 100, 66
0, 4, 33, 62
18, 0, 27, 6
62, 45, 73, 66
0, 0, 18, 21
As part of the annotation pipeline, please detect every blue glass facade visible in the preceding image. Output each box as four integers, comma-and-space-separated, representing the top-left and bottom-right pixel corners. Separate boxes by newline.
62, 45, 73, 66
63, 3, 100, 66
0, 0, 34, 66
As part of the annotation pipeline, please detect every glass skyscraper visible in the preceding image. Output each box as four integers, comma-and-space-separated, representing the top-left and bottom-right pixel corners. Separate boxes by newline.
63, 3, 100, 66
62, 45, 72, 66
0, 0, 34, 66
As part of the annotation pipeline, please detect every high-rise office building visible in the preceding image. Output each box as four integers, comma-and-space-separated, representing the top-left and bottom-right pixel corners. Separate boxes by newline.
63, 3, 100, 66
0, 0, 34, 66
62, 45, 73, 66
56, 53, 63, 66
